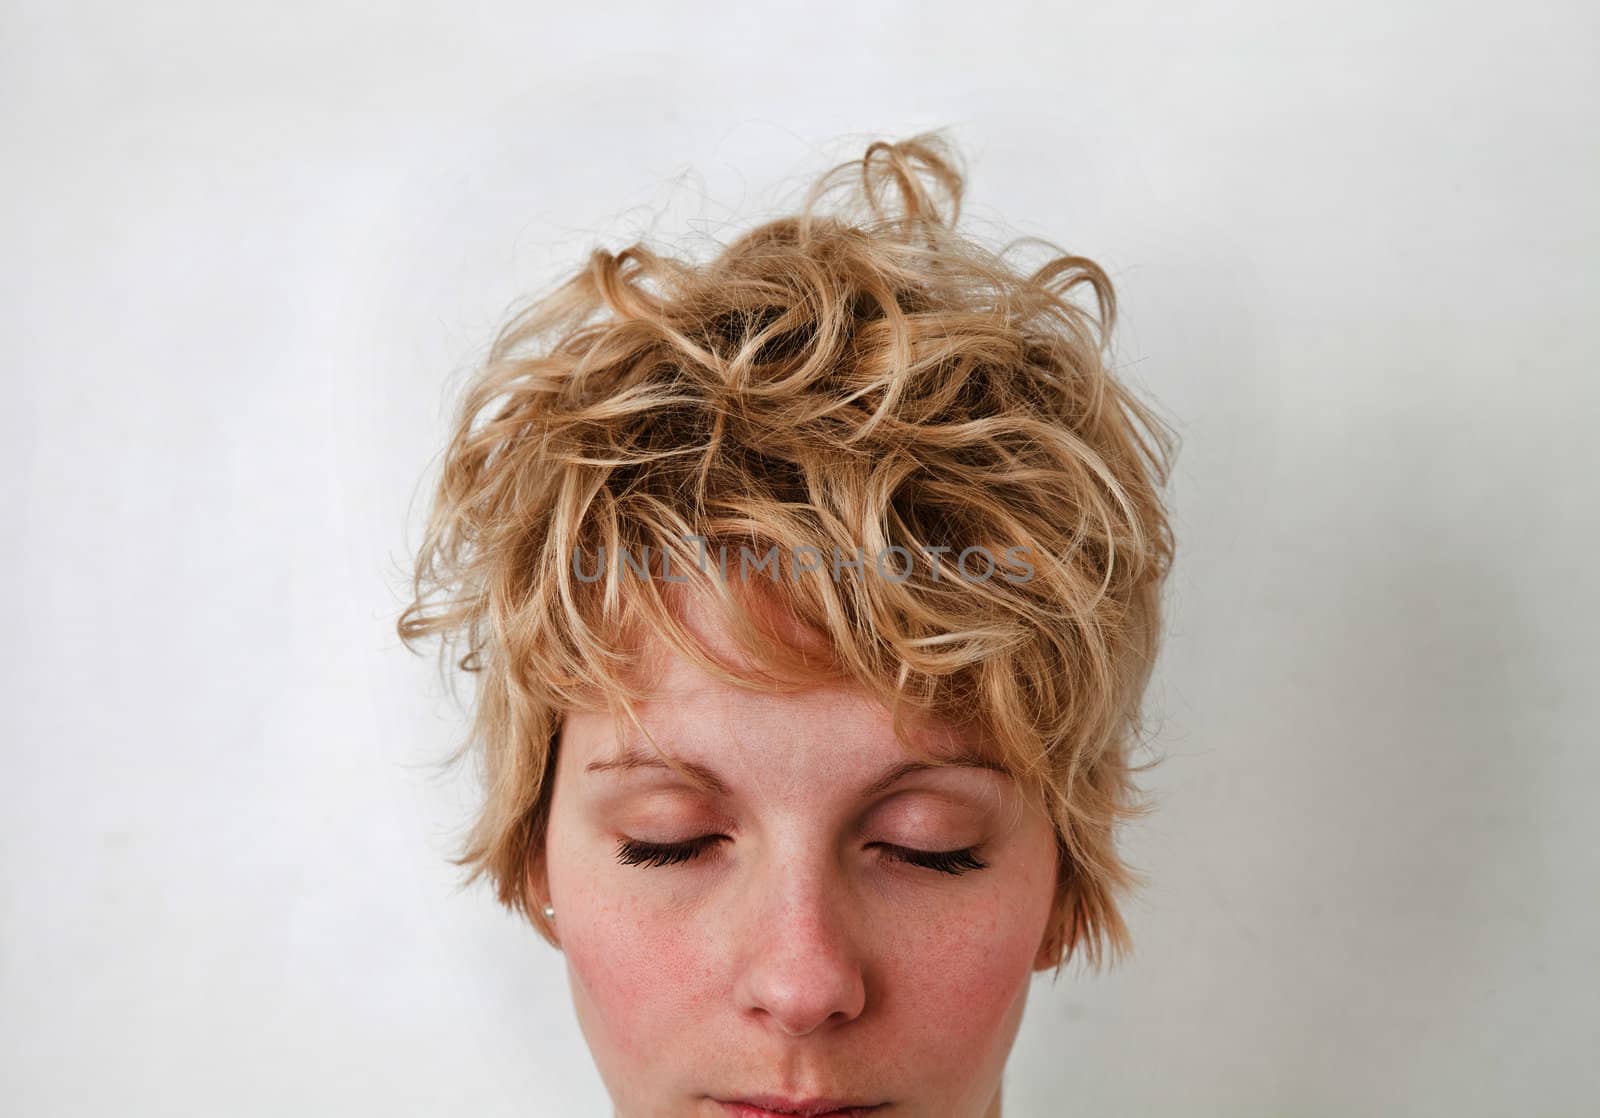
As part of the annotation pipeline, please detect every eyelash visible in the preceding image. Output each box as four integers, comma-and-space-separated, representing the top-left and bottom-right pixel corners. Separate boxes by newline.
613, 836, 989, 876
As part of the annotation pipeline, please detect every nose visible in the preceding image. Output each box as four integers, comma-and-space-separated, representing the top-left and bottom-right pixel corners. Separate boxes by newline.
733, 874, 869, 1037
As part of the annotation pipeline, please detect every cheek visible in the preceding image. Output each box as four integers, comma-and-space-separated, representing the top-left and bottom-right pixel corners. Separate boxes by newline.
877, 865, 1055, 1084
556, 869, 718, 1069
894, 902, 1040, 1037
544, 792, 706, 1067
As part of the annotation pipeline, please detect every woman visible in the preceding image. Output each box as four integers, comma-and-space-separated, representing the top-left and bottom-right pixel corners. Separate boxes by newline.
398, 132, 1177, 1117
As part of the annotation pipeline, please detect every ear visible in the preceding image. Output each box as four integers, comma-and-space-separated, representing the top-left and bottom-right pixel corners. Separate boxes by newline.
1032, 914, 1064, 973
525, 854, 559, 947
528, 857, 551, 912
1033, 844, 1074, 972
525, 725, 562, 944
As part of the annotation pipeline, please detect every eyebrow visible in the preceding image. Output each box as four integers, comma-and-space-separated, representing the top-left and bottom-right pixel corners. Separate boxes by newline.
585, 742, 1011, 798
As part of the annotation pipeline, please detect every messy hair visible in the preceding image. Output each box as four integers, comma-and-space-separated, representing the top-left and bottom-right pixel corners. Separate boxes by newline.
397, 131, 1177, 974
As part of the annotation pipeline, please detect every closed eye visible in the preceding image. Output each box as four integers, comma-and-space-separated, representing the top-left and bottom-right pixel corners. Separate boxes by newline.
876, 843, 989, 875
615, 835, 725, 867
613, 836, 989, 876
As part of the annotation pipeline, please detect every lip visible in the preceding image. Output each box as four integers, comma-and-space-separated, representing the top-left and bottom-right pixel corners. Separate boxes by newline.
717, 1097, 886, 1118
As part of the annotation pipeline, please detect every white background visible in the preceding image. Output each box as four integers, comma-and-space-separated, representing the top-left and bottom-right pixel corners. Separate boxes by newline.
5, 1, 1597, 1114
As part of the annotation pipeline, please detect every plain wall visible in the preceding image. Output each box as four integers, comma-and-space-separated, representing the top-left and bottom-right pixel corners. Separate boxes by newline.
5, 1, 1596, 1114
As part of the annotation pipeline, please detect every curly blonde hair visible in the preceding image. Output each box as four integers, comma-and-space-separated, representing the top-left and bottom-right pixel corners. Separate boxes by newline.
397, 131, 1177, 974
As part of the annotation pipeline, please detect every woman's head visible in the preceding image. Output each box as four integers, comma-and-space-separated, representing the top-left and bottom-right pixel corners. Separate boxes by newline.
545, 583, 1061, 1115
399, 132, 1177, 1115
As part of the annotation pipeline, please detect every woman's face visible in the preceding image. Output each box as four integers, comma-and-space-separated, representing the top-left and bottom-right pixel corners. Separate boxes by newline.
541, 599, 1062, 1118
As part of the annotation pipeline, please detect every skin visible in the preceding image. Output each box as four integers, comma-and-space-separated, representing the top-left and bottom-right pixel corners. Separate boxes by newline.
537, 590, 1063, 1117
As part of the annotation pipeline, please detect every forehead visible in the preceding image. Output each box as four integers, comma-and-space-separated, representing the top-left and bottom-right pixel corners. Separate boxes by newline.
566, 585, 984, 777
620, 646, 968, 763
633, 578, 832, 685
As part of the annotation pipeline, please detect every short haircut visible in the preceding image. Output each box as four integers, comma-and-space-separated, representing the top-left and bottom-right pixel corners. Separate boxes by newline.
398, 132, 1178, 974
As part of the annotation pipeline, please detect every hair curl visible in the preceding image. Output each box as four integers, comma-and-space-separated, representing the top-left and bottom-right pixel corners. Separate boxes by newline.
397, 131, 1178, 974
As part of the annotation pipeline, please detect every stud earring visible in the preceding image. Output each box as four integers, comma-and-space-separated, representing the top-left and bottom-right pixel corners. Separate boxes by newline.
542, 903, 556, 920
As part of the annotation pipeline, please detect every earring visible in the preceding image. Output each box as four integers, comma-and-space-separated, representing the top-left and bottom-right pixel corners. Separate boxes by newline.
542, 903, 556, 920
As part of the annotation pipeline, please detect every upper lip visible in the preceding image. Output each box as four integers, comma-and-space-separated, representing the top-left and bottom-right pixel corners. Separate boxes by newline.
721, 1096, 884, 1115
